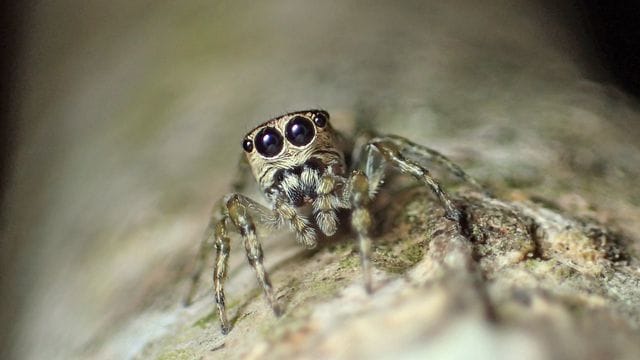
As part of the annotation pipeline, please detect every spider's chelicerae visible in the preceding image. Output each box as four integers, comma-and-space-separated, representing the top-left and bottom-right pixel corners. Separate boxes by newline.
185, 109, 483, 334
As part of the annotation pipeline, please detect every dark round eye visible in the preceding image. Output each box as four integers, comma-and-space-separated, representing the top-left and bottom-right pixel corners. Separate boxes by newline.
255, 127, 284, 157
242, 139, 253, 152
285, 116, 315, 146
313, 112, 328, 127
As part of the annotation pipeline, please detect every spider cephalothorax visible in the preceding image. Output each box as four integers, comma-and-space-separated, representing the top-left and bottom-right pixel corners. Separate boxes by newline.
185, 109, 483, 334
243, 110, 346, 190
241, 110, 349, 243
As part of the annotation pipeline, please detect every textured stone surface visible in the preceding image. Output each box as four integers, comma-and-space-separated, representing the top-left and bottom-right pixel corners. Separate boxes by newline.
2, 1, 640, 359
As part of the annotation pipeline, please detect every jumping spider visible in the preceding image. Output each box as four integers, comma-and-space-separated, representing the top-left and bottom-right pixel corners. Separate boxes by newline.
185, 109, 483, 334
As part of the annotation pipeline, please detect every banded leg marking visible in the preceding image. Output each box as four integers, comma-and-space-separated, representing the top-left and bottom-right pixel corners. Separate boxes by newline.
384, 134, 486, 193
313, 174, 341, 236
348, 170, 373, 293
368, 139, 463, 224
273, 199, 317, 248
226, 195, 281, 318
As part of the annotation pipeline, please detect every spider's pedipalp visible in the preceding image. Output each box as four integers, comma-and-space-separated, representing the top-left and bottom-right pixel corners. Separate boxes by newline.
271, 197, 317, 248
312, 174, 344, 236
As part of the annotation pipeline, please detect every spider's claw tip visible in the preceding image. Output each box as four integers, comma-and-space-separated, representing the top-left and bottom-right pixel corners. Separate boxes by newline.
365, 284, 374, 294
273, 304, 284, 317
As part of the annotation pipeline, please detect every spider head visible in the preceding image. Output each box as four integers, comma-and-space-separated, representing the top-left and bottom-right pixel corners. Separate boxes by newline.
242, 110, 345, 189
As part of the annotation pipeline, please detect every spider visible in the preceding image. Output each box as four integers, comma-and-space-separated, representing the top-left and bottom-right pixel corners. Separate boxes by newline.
184, 109, 483, 334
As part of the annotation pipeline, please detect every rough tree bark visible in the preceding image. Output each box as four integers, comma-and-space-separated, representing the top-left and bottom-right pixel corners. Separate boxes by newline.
2, 1, 640, 360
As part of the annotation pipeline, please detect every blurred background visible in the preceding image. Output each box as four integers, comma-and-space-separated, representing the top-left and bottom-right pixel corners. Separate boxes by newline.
1, 1, 640, 359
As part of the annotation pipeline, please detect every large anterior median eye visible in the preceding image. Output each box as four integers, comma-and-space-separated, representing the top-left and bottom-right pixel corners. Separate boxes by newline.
285, 116, 315, 146
255, 127, 284, 157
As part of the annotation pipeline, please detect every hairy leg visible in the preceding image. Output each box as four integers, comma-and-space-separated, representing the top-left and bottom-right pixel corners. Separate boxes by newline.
366, 138, 463, 224
184, 193, 282, 334
212, 217, 232, 333
224, 194, 281, 331
383, 134, 486, 193
347, 170, 374, 293
342, 135, 472, 293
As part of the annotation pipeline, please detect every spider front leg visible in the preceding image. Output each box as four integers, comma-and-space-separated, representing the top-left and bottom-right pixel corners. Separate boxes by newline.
183, 156, 259, 307
211, 217, 232, 333
186, 193, 281, 334
223, 194, 282, 332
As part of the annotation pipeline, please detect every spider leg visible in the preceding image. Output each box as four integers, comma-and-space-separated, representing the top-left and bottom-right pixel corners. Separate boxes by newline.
185, 193, 281, 334
340, 135, 472, 293
384, 135, 486, 192
347, 170, 374, 293
366, 138, 463, 225
212, 216, 232, 333
183, 211, 216, 307
184, 155, 268, 308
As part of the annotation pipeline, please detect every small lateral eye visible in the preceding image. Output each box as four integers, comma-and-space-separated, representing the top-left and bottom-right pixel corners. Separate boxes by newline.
242, 139, 253, 152
285, 116, 315, 146
313, 112, 328, 127
255, 127, 284, 157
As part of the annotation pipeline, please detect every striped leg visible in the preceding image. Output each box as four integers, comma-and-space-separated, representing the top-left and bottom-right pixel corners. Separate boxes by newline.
224, 195, 281, 330
183, 205, 237, 334
271, 198, 317, 248
384, 134, 486, 193
312, 174, 344, 236
367, 138, 463, 224
211, 218, 232, 333
348, 170, 373, 293
190, 194, 281, 334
